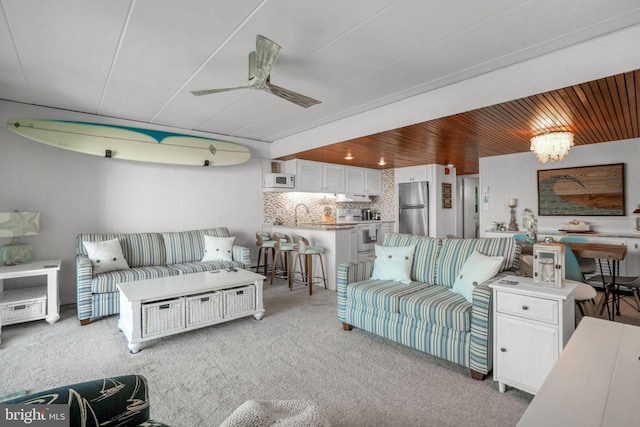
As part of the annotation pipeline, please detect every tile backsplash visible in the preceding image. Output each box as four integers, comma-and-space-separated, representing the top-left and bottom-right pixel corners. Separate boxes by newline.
263, 169, 395, 226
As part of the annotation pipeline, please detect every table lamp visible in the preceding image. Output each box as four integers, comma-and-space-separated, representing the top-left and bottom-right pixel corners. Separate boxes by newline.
0, 211, 40, 266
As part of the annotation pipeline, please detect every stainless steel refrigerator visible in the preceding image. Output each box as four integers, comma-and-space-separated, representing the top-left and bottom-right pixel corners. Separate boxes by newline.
398, 181, 429, 235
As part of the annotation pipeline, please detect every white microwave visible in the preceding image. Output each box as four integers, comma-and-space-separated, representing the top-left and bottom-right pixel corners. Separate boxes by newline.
264, 173, 295, 189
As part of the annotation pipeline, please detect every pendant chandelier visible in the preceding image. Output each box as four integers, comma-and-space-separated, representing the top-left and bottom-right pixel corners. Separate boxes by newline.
530, 131, 574, 163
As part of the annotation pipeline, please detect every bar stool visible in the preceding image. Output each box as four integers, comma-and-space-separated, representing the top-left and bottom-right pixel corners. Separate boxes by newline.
291, 235, 327, 295
255, 232, 276, 276
270, 233, 296, 287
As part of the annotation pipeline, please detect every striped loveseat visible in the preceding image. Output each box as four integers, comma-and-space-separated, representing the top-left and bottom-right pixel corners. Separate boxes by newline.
337, 233, 520, 380
76, 227, 250, 325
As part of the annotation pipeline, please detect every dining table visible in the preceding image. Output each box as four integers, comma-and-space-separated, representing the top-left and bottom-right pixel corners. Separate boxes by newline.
519, 240, 628, 320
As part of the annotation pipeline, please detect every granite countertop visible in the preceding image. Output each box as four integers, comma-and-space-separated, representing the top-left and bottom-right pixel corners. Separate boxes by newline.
268, 220, 393, 231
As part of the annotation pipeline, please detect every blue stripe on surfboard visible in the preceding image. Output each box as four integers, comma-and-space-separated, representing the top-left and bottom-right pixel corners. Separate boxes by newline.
53, 120, 235, 145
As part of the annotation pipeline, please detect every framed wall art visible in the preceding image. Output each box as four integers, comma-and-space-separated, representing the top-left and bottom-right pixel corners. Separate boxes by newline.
442, 183, 452, 209
537, 163, 625, 216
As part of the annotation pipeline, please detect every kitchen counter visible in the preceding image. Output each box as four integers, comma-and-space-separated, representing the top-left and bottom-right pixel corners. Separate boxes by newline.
266, 220, 393, 231
262, 221, 394, 291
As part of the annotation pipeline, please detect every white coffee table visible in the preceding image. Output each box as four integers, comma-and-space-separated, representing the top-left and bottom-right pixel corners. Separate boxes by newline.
117, 269, 265, 353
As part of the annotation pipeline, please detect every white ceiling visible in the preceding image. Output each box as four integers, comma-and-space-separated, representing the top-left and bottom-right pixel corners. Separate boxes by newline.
2, 0, 640, 154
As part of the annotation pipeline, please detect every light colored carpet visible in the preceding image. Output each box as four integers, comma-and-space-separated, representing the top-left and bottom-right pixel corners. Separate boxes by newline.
0, 278, 534, 426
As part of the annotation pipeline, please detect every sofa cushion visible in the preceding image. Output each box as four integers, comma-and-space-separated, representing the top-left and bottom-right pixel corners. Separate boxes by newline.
77, 233, 166, 268
163, 228, 232, 265
346, 280, 425, 313
437, 237, 518, 287
202, 236, 235, 262
83, 238, 130, 274
370, 244, 416, 284
399, 286, 472, 332
383, 233, 440, 285
90, 266, 178, 293
452, 250, 504, 303
169, 260, 244, 274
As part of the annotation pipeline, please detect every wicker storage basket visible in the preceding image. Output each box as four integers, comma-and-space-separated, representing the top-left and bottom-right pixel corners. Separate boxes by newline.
0, 286, 46, 325
223, 285, 255, 317
186, 291, 223, 326
142, 297, 185, 337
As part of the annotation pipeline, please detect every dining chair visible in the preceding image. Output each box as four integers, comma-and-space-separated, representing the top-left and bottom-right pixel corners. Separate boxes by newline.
559, 236, 597, 277
564, 246, 597, 323
595, 274, 640, 314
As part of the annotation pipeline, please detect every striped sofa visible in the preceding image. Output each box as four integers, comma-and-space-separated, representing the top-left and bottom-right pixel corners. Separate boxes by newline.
337, 233, 520, 380
76, 227, 251, 325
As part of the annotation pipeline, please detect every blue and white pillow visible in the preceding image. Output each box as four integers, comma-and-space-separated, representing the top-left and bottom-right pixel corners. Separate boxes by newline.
370, 245, 416, 284
452, 250, 504, 302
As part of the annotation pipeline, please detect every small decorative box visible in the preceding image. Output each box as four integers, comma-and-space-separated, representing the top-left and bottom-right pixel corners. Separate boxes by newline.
532, 243, 565, 288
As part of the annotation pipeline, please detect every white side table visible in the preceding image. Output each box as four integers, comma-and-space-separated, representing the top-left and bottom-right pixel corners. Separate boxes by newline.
490, 275, 576, 395
0, 260, 62, 325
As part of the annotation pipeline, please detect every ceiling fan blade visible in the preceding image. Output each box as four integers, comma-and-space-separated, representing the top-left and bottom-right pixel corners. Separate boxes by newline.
265, 81, 321, 108
254, 35, 282, 83
191, 81, 255, 96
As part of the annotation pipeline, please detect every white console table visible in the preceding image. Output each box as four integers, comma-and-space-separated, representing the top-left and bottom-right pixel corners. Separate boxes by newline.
518, 317, 640, 426
0, 260, 61, 326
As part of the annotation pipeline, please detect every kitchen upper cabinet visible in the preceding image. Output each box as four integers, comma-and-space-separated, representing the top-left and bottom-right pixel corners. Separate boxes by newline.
323, 163, 346, 193
395, 165, 428, 183
346, 167, 365, 193
365, 168, 382, 196
346, 167, 381, 196
294, 160, 324, 192
288, 160, 345, 193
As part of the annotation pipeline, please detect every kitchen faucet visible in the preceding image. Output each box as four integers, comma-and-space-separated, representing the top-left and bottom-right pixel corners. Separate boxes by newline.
294, 203, 310, 226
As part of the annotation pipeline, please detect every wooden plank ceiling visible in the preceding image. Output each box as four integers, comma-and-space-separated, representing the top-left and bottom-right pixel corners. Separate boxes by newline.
277, 70, 640, 176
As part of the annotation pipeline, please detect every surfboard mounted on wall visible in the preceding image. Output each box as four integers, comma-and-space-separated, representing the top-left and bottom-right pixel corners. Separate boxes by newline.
7, 119, 251, 167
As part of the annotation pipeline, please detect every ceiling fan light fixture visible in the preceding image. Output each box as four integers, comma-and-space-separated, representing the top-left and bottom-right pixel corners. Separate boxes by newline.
530, 131, 574, 163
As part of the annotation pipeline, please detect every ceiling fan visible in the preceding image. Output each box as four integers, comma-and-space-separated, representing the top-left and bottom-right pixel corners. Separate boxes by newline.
191, 35, 321, 109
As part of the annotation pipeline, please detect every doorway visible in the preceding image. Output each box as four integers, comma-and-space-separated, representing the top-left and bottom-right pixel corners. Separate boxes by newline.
457, 177, 479, 238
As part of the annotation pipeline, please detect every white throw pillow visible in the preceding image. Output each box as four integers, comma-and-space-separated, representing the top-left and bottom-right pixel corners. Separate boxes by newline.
370, 245, 416, 284
452, 250, 504, 302
201, 235, 235, 262
83, 238, 129, 274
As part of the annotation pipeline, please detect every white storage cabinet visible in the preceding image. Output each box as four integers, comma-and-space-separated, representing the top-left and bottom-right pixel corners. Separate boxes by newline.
490, 276, 576, 395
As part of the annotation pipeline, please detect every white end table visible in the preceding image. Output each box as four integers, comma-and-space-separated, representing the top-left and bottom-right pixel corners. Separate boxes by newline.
0, 260, 62, 326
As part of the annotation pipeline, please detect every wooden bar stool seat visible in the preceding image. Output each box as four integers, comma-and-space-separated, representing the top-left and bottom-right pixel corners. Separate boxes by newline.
270, 233, 297, 287
291, 235, 327, 295
255, 232, 276, 276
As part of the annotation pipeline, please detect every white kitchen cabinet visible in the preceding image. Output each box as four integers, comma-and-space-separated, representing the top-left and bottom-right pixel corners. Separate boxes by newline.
291, 160, 324, 192
288, 160, 345, 193
345, 167, 381, 196
323, 163, 346, 193
395, 165, 427, 183
364, 168, 382, 195
346, 167, 365, 193
380, 222, 394, 239
622, 238, 640, 276
490, 276, 576, 395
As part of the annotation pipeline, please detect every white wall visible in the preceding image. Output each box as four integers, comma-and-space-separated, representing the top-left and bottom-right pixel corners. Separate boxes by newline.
479, 139, 640, 235
0, 101, 269, 305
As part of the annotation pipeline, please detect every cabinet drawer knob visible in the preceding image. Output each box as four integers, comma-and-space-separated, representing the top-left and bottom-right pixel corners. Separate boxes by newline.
500, 347, 507, 352
522, 305, 529, 310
